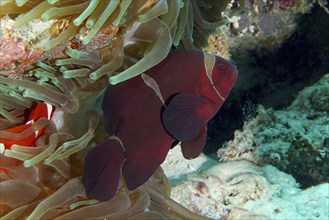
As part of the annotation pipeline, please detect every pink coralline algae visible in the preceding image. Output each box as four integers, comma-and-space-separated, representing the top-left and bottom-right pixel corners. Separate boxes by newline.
279, 0, 296, 9
0, 34, 43, 72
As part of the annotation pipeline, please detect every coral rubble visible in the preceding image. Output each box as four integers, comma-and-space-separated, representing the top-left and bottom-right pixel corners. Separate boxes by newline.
165, 158, 328, 219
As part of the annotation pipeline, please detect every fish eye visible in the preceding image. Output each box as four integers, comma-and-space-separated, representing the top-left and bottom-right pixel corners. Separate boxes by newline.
217, 63, 226, 70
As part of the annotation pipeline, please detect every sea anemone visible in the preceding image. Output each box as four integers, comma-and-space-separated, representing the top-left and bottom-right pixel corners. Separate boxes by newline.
1, 0, 227, 84
0, 92, 211, 219
0, 0, 231, 219
0, 110, 208, 219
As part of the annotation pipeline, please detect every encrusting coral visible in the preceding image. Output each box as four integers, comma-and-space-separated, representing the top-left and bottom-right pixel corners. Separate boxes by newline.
0, 0, 232, 219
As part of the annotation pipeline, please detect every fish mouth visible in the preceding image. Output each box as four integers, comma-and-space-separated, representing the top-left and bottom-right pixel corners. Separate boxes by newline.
233, 66, 239, 78
230, 62, 239, 78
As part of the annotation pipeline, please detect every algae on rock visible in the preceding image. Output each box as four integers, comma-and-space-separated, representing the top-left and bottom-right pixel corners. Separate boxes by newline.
218, 74, 329, 188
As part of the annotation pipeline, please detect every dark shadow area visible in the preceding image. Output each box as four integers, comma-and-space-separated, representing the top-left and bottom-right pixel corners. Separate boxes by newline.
204, 5, 329, 156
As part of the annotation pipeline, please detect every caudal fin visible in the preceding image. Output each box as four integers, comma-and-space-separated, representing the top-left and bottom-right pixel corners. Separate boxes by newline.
82, 139, 125, 201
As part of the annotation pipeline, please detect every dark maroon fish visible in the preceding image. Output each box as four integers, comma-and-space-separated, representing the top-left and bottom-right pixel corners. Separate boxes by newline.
83, 50, 238, 201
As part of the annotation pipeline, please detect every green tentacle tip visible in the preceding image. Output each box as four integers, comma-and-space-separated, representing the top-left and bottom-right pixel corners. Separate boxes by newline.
15, 0, 28, 7
48, 0, 59, 4
109, 76, 118, 85
89, 72, 99, 81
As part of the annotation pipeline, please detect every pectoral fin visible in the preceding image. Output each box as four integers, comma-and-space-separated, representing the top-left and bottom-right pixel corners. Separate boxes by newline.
162, 93, 210, 141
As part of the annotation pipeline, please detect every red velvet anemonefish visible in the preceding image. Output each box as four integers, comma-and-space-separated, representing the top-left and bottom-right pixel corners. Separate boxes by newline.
83, 51, 238, 201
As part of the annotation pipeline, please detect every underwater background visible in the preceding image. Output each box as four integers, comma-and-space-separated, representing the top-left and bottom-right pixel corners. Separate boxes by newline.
0, 0, 328, 219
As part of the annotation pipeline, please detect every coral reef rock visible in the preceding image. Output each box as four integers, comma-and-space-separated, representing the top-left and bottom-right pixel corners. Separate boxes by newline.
163, 154, 329, 220
218, 73, 329, 187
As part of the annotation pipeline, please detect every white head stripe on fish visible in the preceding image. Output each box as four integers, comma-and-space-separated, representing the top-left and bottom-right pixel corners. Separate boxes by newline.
203, 52, 225, 101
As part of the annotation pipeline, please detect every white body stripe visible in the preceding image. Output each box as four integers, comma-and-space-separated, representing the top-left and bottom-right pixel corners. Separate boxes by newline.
45, 103, 53, 120
203, 52, 225, 101
141, 73, 166, 106
0, 143, 5, 154
109, 135, 126, 153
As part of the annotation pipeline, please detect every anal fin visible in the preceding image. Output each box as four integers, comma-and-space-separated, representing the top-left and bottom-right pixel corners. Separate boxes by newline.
82, 139, 125, 201
181, 127, 207, 159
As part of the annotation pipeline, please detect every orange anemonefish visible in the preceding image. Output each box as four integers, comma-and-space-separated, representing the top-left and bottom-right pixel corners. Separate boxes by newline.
0, 102, 54, 152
